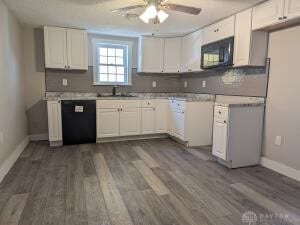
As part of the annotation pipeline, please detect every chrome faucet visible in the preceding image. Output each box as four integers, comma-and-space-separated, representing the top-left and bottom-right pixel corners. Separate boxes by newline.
112, 85, 118, 96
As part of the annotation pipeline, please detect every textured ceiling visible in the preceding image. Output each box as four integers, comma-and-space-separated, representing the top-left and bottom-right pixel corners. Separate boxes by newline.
3, 0, 265, 36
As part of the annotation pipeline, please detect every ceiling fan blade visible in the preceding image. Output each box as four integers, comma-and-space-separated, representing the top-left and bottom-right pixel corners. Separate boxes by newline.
111, 5, 145, 13
162, 4, 201, 15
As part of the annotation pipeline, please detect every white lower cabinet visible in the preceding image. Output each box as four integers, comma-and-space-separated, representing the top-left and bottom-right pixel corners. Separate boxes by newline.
141, 107, 156, 134
97, 108, 119, 138
173, 110, 185, 141
47, 100, 63, 143
155, 99, 168, 133
212, 118, 228, 160
120, 108, 141, 136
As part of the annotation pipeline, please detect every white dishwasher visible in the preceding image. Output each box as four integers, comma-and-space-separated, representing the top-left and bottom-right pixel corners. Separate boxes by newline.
212, 96, 265, 168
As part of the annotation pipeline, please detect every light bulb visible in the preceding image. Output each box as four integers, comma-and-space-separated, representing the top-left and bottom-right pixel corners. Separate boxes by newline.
145, 5, 157, 19
139, 11, 150, 23
157, 10, 169, 23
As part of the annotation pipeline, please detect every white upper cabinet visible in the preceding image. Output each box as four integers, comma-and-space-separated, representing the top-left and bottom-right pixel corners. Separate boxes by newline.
181, 29, 203, 72
234, 8, 268, 67
138, 37, 164, 73
284, 0, 300, 20
252, 0, 285, 30
44, 26, 88, 70
44, 27, 67, 69
203, 16, 235, 44
163, 37, 181, 73
66, 29, 88, 70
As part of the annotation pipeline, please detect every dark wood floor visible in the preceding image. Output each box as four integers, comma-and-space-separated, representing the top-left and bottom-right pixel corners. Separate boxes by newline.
0, 138, 299, 225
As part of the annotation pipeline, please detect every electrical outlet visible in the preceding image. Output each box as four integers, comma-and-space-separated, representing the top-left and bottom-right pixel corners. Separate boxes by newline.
152, 81, 157, 88
184, 81, 188, 88
202, 80, 206, 88
62, 79, 68, 86
0, 132, 3, 144
275, 136, 282, 146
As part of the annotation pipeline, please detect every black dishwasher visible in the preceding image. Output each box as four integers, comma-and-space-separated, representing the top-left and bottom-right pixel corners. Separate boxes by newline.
61, 100, 96, 145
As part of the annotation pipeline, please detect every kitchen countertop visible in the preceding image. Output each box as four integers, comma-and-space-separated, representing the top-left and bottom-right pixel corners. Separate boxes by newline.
45, 92, 216, 102
214, 95, 265, 107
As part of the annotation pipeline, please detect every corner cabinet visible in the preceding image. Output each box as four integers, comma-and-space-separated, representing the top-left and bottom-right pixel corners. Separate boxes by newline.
138, 37, 164, 73
44, 26, 88, 70
181, 29, 203, 72
47, 101, 63, 144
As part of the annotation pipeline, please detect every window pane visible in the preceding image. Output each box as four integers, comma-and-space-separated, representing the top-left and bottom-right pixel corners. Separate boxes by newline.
99, 74, 108, 82
99, 65, 108, 73
117, 66, 124, 75
116, 49, 124, 57
109, 74, 116, 82
108, 66, 116, 74
99, 48, 107, 56
108, 48, 115, 56
100, 56, 107, 64
117, 75, 124, 82
108, 57, 115, 64
116, 57, 123, 65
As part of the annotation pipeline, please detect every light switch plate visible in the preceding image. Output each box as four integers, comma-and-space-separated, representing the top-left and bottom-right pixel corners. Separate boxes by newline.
0, 132, 3, 144
63, 79, 68, 86
184, 81, 188, 88
275, 136, 282, 146
152, 81, 157, 88
202, 81, 206, 88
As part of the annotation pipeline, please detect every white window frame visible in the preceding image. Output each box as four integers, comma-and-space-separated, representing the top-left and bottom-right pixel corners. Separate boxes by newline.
92, 38, 133, 85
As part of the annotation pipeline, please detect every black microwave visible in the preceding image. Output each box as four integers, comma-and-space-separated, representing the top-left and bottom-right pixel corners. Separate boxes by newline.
201, 37, 234, 70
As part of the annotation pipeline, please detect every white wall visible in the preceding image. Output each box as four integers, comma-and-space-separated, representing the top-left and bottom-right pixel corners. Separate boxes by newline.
0, 0, 28, 168
263, 26, 300, 171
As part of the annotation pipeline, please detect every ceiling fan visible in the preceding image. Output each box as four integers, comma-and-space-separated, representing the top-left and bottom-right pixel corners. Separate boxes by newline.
112, 0, 202, 24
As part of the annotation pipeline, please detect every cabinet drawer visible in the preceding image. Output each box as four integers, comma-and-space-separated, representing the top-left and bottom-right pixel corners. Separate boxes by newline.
97, 100, 121, 109
214, 106, 228, 119
142, 99, 156, 108
120, 100, 141, 109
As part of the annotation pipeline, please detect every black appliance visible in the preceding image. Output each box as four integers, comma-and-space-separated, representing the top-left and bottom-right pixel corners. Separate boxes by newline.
62, 100, 96, 145
201, 37, 234, 70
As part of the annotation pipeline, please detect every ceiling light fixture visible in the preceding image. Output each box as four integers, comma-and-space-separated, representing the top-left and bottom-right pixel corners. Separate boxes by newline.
139, 2, 169, 24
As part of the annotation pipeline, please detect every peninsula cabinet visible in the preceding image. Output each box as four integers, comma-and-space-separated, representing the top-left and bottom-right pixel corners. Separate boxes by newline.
252, 0, 300, 30
44, 26, 88, 70
168, 99, 214, 147
47, 101, 62, 145
181, 29, 203, 73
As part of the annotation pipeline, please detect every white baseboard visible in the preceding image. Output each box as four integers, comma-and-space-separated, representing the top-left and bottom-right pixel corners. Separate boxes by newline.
260, 157, 300, 182
0, 136, 30, 183
30, 133, 48, 141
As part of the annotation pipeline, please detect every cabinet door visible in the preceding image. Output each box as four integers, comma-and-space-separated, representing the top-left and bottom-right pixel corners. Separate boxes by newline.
141, 108, 155, 134
66, 29, 88, 70
173, 110, 185, 141
212, 120, 228, 160
234, 9, 252, 66
155, 99, 168, 133
97, 109, 119, 138
252, 0, 285, 30
203, 16, 235, 44
164, 37, 181, 73
167, 101, 175, 135
284, 0, 300, 20
47, 101, 62, 142
120, 108, 141, 136
138, 37, 164, 73
44, 26, 67, 69
181, 30, 203, 72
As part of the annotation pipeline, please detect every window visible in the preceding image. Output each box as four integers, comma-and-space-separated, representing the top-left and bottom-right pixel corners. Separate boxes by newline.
93, 39, 132, 85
